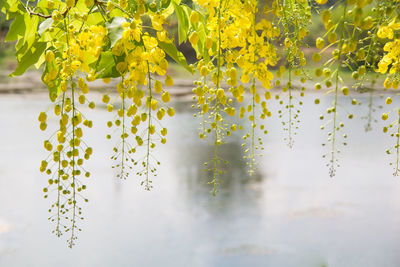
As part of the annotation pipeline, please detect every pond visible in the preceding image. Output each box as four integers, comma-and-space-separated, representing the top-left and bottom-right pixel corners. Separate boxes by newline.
1, 91, 400, 267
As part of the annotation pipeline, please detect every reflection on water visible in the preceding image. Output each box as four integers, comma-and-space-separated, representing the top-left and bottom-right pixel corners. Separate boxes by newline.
1, 93, 400, 267
174, 140, 264, 218
175, 135, 263, 188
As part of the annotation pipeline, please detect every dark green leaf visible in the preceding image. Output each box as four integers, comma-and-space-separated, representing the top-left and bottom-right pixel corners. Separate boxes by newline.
161, 0, 172, 9
1, 0, 25, 19
93, 51, 120, 79
158, 41, 193, 74
10, 42, 47, 77
172, 1, 189, 44
5, 15, 25, 42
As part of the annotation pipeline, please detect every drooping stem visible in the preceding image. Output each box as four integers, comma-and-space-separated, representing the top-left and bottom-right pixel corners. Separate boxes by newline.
65, 15, 77, 248
145, 61, 153, 190
288, 66, 293, 148
120, 78, 126, 178
56, 92, 66, 237
330, 2, 348, 177
395, 114, 400, 176
249, 6, 257, 175
69, 77, 77, 248
211, 0, 224, 195
250, 77, 256, 175
202, 76, 207, 135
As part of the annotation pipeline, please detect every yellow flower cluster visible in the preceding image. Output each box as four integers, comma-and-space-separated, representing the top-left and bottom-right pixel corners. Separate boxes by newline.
191, 0, 279, 182
378, 19, 400, 89
377, 19, 400, 42
62, 25, 107, 80
105, 13, 174, 185
379, 39, 400, 75
39, 22, 106, 244
43, 25, 107, 95
239, 18, 278, 88
193, 0, 277, 102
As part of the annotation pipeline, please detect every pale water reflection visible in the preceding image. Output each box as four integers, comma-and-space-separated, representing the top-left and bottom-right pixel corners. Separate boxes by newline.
1, 92, 400, 267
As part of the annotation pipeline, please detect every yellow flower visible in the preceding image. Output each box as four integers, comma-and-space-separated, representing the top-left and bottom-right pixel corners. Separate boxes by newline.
377, 26, 394, 39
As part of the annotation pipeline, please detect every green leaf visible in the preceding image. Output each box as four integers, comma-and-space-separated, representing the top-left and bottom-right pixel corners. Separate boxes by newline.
86, 12, 104, 26
35, 51, 46, 69
186, 8, 210, 61
93, 51, 120, 79
191, 21, 209, 61
1, 0, 25, 19
161, 0, 174, 17
5, 15, 25, 42
161, 0, 172, 9
10, 42, 47, 77
109, 8, 126, 18
15, 37, 28, 60
106, 17, 127, 47
148, 2, 158, 12
172, 1, 189, 44
11, 13, 40, 63
12, 14, 39, 54
73, 0, 90, 13
24, 14, 39, 44
158, 41, 193, 74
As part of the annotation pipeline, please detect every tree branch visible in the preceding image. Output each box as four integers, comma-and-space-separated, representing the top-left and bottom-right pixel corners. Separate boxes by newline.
25, 0, 81, 19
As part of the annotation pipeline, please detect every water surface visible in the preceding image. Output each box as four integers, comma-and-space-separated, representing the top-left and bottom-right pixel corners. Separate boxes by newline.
0, 92, 400, 267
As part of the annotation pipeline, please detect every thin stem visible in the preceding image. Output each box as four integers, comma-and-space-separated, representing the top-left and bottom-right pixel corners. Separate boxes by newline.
55, 92, 66, 237
330, 2, 348, 177
121, 80, 126, 178
64, 15, 77, 248
23, 0, 77, 18
145, 61, 153, 190
250, 78, 256, 175
249, 5, 257, 175
211, 0, 224, 196
395, 114, 400, 176
288, 66, 293, 148
79, 4, 96, 32
69, 77, 77, 248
